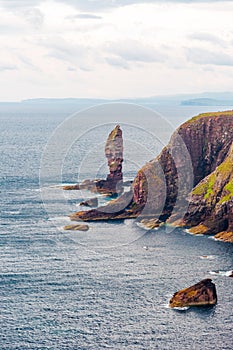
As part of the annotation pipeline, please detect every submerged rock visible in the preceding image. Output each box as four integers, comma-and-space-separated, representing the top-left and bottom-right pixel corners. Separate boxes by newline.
169, 279, 217, 308
64, 224, 89, 231
63, 184, 80, 190
80, 197, 98, 207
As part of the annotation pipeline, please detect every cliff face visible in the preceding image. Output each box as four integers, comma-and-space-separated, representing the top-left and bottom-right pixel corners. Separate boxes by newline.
177, 112, 233, 186
132, 112, 233, 221
184, 142, 233, 239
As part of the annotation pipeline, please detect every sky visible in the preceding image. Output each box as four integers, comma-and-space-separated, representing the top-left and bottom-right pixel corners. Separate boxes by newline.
0, 0, 233, 101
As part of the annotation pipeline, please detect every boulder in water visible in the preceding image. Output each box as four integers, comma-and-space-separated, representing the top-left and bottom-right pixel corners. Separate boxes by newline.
169, 278, 217, 308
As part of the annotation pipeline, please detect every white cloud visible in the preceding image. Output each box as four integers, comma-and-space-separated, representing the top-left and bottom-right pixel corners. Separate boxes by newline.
186, 47, 233, 66
66, 13, 102, 20
56, 0, 233, 12
105, 56, 130, 70
0, 64, 17, 71
188, 32, 226, 47
105, 40, 167, 65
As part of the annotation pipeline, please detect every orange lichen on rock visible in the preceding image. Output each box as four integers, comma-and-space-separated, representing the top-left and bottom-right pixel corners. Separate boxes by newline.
169, 279, 217, 308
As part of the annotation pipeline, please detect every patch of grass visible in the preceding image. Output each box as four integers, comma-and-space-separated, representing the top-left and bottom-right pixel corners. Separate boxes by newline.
217, 158, 233, 175
182, 110, 233, 126
192, 181, 209, 195
219, 180, 233, 204
204, 174, 216, 200
192, 173, 217, 199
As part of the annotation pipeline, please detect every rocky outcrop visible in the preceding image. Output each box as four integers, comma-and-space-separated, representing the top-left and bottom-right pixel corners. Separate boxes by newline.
64, 224, 89, 231
69, 111, 233, 240
214, 231, 233, 243
169, 279, 217, 308
69, 190, 135, 221
63, 125, 123, 196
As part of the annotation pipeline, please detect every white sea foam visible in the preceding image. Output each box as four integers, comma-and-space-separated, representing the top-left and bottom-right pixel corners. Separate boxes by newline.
209, 270, 232, 277
136, 222, 159, 231
173, 306, 190, 311
199, 255, 217, 260
48, 216, 70, 222
184, 229, 204, 236
163, 303, 190, 311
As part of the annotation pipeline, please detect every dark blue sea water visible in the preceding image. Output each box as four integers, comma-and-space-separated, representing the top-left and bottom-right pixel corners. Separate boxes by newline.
0, 103, 232, 349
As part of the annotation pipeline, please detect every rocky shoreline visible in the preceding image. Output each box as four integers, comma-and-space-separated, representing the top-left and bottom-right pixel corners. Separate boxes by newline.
64, 111, 233, 243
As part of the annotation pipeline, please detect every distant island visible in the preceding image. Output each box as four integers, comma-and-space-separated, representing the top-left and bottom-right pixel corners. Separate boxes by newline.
181, 98, 233, 106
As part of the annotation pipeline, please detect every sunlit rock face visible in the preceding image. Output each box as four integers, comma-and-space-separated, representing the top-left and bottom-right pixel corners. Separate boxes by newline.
169, 279, 217, 308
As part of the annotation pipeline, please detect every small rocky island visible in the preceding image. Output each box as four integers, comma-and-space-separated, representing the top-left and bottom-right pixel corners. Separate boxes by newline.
66, 111, 233, 243
169, 279, 217, 308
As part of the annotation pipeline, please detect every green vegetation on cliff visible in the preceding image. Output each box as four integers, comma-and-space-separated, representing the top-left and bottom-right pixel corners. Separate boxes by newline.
184, 110, 233, 125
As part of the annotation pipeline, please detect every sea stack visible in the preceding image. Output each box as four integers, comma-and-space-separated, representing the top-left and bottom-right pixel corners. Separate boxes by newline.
169, 279, 217, 308
63, 125, 123, 195
105, 124, 123, 184
95, 124, 123, 195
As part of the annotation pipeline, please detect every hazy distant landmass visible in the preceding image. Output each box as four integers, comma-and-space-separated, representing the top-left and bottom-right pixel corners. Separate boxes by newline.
19, 91, 233, 105
1, 92, 233, 112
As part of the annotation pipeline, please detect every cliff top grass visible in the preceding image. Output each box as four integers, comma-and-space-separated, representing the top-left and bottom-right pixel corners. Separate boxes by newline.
192, 153, 233, 203
182, 110, 233, 126
218, 181, 233, 204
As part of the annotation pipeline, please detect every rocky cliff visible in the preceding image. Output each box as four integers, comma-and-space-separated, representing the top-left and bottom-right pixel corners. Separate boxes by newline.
70, 111, 233, 242
183, 141, 233, 240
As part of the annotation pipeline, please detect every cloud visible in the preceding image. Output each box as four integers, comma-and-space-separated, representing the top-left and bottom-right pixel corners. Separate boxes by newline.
106, 40, 167, 64
188, 32, 226, 47
0, 0, 41, 9
0, 23, 27, 35
66, 13, 102, 20
0, 64, 17, 71
56, 0, 233, 12
41, 36, 94, 71
23, 8, 44, 28
186, 47, 233, 66
105, 57, 130, 70
1, 0, 231, 12
17, 54, 41, 71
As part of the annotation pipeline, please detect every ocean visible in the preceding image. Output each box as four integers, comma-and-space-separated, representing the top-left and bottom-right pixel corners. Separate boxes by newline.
0, 103, 232, 349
